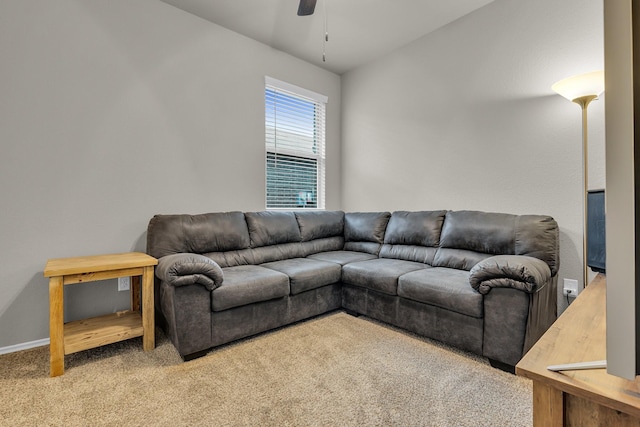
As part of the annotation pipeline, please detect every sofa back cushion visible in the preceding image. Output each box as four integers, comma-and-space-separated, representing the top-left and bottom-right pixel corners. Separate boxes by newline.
343, 212, 391, 254
513, 215, 560, 275
377, 211, 446, 264
295, 211, 344, 242
384, 211, 446, 246
146, 212, 250, 259
434, 210, 559, 274
245, 211, 301, 248
439, 211, 516, 254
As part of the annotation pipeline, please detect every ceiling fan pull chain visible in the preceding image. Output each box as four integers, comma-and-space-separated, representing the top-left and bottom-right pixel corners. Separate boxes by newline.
323, 0, 328, 61
325, 0, 329, 41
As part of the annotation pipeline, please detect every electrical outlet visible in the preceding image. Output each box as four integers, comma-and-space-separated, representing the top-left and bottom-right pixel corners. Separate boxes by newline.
118, 276, 130, 292
563, 278, 579, 297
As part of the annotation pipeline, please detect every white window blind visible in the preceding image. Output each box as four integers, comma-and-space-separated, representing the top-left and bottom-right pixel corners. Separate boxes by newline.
265, 77, 327, 209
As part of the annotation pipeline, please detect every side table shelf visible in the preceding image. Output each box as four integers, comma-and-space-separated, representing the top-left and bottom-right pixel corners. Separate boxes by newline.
43, 252, 158, 377
64, 310, 144, 354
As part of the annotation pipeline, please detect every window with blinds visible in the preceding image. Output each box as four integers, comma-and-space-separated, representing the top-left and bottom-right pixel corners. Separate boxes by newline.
265, 77, 327, 209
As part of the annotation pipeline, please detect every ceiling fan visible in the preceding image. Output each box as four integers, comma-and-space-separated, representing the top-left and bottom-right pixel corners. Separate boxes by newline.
297, 0, 329, 62
297, 0, 317, 16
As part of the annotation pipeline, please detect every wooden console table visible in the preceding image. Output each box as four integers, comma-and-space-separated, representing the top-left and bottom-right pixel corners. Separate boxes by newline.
516, 274, 640, 426
43, 252, 157, 377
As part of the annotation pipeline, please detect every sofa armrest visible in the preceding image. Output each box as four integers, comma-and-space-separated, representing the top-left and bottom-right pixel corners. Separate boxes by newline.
156, 253, 224, 291
469, 255, 551, 295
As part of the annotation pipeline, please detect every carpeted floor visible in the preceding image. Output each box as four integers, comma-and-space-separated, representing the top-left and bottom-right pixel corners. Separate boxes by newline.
0, 312, 532, 426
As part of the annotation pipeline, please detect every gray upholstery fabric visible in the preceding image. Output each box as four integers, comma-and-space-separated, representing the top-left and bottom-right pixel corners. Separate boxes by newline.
469, 255, 552, 294
206, 238, 345, 269
212, 265, 289, 312
245, 211, 301, 248
384, 211, 446, 246
343, 241, 383, 255
205, 248, 257, 269
438, 210, 560, 275
341, 283, 368, 314
158, 281, 213, 357
285, 284, 343, 322
440, 210, 517, 255
482, 288, 530, 366
300, 237, 345, 257
295, 211, 344, 242
432, 248, 490, 271
524, 275, 557, 353
342, 211, 389, 257
155, 253, 224, 291
342, 258, 429, 295
211, 296, 287, 346
204, 237, 344, 269
156, 281, 179, 351
379, 244, 438, 265
210, 285, 342, 349
342, 284, 484, 356
398, 268, 482, 318
344, 212, 391, 243
261, 258, 342, 295
515, 215, 560, 276
397, 296, 484, 355
307, 250, 378, 265
342, 284, 399, 325
250, 242, 304, 264
147, 211, 250, 258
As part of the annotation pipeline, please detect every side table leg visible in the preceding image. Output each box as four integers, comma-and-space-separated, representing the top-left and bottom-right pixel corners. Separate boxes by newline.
141, 266, 155, 351
131, 275, 141, 312
49, 276, 64, 377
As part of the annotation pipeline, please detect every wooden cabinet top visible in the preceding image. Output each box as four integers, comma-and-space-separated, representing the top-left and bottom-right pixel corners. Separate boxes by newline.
516, 274, 640, 418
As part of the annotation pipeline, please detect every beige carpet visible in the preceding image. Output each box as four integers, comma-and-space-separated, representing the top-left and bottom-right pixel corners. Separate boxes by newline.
0, 312, 532, 426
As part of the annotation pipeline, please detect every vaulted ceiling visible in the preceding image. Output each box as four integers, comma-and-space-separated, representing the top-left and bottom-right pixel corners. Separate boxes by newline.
161, 0, 495, 74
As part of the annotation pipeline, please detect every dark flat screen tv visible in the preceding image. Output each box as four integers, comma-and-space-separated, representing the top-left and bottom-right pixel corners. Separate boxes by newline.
587, 190, 606, 273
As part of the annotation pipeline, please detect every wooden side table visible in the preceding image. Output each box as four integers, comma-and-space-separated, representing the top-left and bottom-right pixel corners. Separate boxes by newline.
43, 252, 158, 377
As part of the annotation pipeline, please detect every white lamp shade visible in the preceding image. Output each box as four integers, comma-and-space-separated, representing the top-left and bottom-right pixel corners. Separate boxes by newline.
552, 70, 605, 101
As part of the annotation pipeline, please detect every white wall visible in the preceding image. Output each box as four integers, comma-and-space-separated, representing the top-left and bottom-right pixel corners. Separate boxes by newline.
341, 0, 604, 313
0, 0, 340, 348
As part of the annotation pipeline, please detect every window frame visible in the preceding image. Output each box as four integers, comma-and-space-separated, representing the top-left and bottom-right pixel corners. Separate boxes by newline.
265, 76, 328, 210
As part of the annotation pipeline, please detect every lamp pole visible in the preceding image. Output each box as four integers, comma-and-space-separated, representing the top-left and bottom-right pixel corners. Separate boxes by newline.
573, 95, 597, 289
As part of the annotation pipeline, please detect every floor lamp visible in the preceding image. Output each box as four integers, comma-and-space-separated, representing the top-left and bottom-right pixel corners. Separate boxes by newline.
552, 70, 605, 291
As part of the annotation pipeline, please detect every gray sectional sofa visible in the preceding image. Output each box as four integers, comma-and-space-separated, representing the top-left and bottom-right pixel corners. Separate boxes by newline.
146, 209, 559, 371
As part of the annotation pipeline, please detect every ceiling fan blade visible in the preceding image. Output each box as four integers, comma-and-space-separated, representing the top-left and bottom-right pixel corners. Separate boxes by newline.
297, 0, 316, 16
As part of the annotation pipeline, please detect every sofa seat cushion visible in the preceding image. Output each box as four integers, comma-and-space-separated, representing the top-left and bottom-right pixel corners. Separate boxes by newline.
212, 265, 290, 312
397, 268, 483, 318
307, 250, 378, 265
342, 259, 429, 296
261, 258, 342, 295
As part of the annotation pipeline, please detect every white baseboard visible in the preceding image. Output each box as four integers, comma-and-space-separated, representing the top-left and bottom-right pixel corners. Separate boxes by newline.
0, 338, 49, 355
